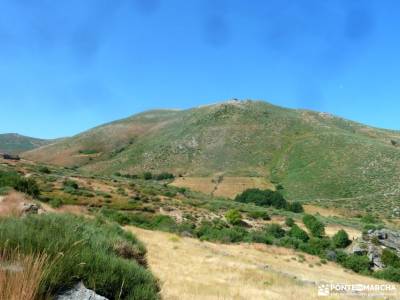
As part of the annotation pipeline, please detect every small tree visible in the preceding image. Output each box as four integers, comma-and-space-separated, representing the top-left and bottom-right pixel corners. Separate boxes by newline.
271, 192, 287, 209
225, 209, 242, 226
143, 172, 153, 180
287, 201, 304, 213
288, 224, 309, 242
342, 254, 371, 273
332, 229, 351, 248
15, 178, 40, 198
285, 217, 295, 227
265, 223, 285, 238
381, 249, 400, 268
303, 214, 325, 238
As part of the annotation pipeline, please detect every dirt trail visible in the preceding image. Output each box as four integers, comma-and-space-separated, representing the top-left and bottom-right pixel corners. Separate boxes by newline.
127, 226, 399, 300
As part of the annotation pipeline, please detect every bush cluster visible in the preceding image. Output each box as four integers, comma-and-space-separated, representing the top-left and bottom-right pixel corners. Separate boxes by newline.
234, 188, 303, 212
225, 209, 242, 225
0, 171, 40, 197
302, 214, 325, 237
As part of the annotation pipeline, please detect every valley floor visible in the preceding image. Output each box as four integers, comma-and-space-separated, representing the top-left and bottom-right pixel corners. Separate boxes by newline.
127, 227, 400, 300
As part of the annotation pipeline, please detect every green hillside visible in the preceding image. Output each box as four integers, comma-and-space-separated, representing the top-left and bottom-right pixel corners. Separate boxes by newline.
0, 133, 52, 154
23, 100, 400, 206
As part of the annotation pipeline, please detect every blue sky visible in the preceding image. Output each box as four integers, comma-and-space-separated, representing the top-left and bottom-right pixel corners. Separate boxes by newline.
0, 0, 399, 138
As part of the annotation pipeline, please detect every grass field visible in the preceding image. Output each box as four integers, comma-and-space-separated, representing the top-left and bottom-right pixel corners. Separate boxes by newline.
128, 226, 399, 300
171, 176, 275, 199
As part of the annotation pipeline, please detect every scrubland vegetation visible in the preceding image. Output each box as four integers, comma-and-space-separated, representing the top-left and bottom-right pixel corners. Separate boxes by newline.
0, 214, 160, 299
1, 154, 400, 299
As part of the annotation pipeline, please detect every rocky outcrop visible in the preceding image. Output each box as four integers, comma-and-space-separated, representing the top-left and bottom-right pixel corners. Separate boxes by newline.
350, 241, 368, 255
347, 228, 400, 270
367, 244, 384, 270
19, 202, 39, 215
368, 229, 400, 252
56, 282, 108, 300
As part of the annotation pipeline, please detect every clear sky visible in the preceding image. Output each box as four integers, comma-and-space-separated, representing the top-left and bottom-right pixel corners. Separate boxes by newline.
0, 0, 399, 138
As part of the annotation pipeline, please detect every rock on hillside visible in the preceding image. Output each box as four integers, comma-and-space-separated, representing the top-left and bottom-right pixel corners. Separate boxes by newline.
56, 282, 108, 300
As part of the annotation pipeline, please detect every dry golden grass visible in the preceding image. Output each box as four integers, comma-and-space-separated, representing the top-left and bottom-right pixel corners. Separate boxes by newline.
324, 225, 362, 240
171, 176, 274, 198
213, 177, 275, 198
303, 204, 344, 218
127, 226, 399, 300
0, 249, 48, 300
0, 192, 30, 217
171, 177, 216, 195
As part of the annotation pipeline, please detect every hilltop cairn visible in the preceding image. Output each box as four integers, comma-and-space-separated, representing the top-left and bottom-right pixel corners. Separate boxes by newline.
349, 229, 400, 270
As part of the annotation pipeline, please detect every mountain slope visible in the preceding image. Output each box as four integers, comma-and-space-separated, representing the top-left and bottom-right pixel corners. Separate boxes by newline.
0, 133, 52, 154
24, 100, 400, 203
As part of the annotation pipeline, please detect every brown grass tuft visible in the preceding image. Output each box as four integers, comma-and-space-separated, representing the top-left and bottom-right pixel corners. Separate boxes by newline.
113, 240, 147, 267
0, 248, 48, 300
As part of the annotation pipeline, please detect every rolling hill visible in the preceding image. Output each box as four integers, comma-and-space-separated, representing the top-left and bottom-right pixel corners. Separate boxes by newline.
0, 133, 52, 154
23, 100, 400, 205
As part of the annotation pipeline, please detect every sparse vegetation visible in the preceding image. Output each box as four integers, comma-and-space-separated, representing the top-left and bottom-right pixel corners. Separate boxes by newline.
225, 209, 242, 225
78, 149, 98, 155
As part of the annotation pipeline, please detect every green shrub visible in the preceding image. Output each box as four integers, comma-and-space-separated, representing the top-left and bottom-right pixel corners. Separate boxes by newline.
264, 223, 285, 238
302, 214, 325, 237
335, 250, 348, 264
117, 187, 127, 195
14, 177, 40, 198
0, 214, 160, 299
78, 149, 98, 155
100, 209, 179, 232
143, 172, 153, 180
154, 172, 175, 180
0, 170, 20, 187
277, 236, 301, 249
63, 179, 79, 190
288, 224, 309, 242
249, 230, 274, 244
332, 229, 351, 248
381, 249, 400, 268
248, 210, 270, 220
0, 171, 40, 197
299, 238, 331, 255
163, 190, 177, 197
341, 254, 371, 273
196, 221, 247, 243
374, 267, 400, 282
234, 188, 288, 209
361, 214, 378, 224
225, 209, 242, 225
287, 201, 304, 213
285, 217, 295, 227
38, 166, 51, 174
49, 198, 63, 208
